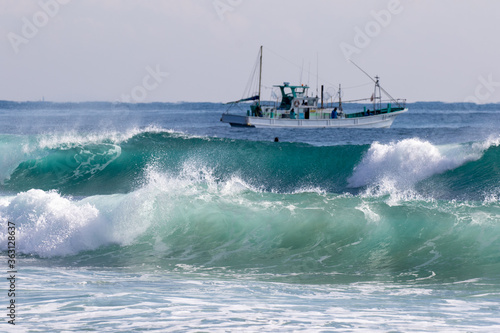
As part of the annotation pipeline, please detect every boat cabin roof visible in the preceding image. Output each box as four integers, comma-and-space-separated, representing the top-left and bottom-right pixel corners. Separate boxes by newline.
273, 82, 310, 98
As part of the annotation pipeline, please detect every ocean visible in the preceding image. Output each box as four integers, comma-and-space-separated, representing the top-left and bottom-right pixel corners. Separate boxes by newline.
0, 100, 499, 332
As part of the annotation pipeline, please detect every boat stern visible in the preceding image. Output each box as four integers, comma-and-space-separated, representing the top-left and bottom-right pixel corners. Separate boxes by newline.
220, 113, 255, 127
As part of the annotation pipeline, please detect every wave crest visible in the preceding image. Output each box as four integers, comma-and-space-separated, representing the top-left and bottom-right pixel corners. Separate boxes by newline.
348, 138, 493, 197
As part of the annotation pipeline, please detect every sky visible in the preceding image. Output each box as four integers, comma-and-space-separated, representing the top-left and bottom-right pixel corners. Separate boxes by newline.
1, 0, 500, 104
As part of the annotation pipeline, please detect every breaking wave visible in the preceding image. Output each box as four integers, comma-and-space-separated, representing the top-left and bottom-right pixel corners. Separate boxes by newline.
1, 130, 499, 200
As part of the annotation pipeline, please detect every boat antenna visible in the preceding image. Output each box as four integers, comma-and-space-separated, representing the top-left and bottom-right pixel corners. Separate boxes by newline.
299, 58, 304, 85
316, 52, 319, 97
258, 45, 263, 105
348, 59, 401, 108
307, 61, 311, 88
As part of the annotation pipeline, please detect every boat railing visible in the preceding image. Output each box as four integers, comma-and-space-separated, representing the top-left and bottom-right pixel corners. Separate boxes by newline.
385, 99, 406, 109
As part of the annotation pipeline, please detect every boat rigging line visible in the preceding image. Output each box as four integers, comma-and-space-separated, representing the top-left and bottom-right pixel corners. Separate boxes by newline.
348, 59, 403, 108
264, 46, 338, 89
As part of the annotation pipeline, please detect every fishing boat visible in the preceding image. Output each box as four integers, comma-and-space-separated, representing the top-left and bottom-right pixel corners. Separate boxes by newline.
221, 46, 408, 128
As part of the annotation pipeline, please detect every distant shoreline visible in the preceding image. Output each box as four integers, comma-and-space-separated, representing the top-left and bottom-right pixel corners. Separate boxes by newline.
0, 100, 499, 111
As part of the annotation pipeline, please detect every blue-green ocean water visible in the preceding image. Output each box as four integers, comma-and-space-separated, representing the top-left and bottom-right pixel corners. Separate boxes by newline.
0, 101, 499, 331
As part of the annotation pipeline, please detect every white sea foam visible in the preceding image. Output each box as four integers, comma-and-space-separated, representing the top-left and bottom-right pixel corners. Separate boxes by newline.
355, 201, 381, 224
0, 188, 156, 257
483, 190, 500, 204
0, 190, 107, 257
15, 267, 500, 332
0, 160, 266, 257
348, 138, 495, 198
36, 125, 171, 150
144, 160, 261, 198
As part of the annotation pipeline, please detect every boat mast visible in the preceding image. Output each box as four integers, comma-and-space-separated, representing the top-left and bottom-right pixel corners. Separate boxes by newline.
258, 45, 263, 105
321, 85, 324, 109
338, 84, 343, 111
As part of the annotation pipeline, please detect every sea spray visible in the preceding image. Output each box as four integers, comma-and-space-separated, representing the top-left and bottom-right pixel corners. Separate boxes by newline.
347, 138, 500, 202
348, 138, 483, 189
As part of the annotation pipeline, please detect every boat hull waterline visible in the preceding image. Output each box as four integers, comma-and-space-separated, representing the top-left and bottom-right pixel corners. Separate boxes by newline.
221, 108, 408, 128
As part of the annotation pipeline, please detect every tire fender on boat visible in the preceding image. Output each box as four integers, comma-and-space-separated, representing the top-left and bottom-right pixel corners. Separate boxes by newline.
294, 100, 300, 107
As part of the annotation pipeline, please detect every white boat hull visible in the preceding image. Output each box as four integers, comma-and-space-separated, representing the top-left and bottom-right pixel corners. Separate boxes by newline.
221, 109, 407, 128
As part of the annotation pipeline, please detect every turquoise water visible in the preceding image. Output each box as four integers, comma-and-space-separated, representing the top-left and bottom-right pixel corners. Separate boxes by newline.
0, 101, 499, 331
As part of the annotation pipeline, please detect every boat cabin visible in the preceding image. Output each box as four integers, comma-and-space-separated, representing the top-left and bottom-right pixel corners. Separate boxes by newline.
274, 82, 318, 110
